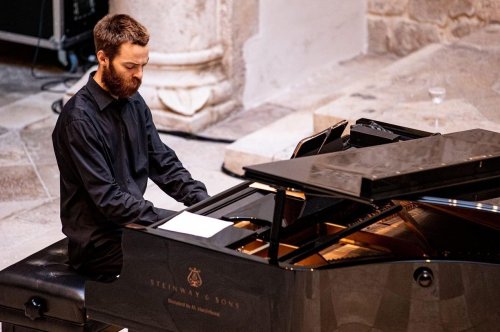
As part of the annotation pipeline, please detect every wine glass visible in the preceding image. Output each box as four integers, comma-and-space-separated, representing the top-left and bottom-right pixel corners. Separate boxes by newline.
428, 86, 446, 130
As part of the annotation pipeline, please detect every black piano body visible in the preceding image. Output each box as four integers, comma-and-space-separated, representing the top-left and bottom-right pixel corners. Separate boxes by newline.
86, 120, 500, 332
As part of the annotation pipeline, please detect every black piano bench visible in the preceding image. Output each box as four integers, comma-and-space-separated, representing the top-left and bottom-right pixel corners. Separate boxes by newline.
0, 239, 119, 332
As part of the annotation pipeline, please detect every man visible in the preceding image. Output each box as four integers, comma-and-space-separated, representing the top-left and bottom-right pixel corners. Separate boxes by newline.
52, 14, 209, 280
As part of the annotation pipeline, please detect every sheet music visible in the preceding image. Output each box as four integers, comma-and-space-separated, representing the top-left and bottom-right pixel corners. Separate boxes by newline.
158, 211, 232, 238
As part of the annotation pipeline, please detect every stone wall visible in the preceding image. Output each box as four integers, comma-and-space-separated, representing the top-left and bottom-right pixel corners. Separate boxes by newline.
368, 0, 500, 56
241, 0, 366, 109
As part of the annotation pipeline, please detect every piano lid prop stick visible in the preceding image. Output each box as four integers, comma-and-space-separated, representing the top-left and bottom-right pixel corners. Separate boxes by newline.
268, 188, 287, 264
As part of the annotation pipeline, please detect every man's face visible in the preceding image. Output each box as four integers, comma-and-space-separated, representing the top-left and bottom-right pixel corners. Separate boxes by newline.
101, 42, 149, 99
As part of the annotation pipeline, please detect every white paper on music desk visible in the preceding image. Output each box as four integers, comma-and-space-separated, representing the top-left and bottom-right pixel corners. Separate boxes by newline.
158, 211, 232, 238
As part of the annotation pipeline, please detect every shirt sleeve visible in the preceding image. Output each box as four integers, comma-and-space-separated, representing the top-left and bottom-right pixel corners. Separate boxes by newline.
64, 118, 171, 225
143, 107, 210, 206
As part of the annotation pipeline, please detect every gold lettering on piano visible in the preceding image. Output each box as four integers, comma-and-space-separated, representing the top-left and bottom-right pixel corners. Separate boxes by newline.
150, 278, 241, 316
167, 298, 221, 317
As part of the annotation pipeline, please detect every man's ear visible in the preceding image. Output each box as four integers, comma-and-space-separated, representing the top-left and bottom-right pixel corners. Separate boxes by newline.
96, 50, 109, 67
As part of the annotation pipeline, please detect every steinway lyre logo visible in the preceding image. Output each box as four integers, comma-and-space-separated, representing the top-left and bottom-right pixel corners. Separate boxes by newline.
187, 267, 202, 288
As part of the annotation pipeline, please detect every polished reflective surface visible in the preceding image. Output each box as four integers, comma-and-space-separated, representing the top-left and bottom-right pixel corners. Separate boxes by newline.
245, 129, 500, 200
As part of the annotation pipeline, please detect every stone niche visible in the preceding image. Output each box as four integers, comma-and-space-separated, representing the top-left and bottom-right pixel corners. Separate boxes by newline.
139, 45, 236, 133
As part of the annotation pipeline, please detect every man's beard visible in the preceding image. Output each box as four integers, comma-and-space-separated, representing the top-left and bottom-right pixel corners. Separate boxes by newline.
102, 62, 141, 99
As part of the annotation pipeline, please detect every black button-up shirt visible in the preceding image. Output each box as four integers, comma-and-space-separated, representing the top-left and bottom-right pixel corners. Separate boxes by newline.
52, 72, 209, 268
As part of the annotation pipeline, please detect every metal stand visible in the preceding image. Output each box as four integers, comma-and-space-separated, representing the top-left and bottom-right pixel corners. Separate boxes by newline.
0, 0, 107, 70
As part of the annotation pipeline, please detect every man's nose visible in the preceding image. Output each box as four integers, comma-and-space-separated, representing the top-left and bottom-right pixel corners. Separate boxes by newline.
133, 67, 144, 80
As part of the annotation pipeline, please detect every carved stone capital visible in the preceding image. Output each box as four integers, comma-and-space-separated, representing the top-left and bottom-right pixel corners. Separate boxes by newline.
140, 45, 235, 131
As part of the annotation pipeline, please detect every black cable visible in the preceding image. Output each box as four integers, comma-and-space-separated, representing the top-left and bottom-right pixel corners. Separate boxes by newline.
51, 98, 63, 114
30, 0, 48, 79
156, 130, 235, 144
41, 77, 80, 93
50, 98, 236, 144
31, 0, 84, 92
221, 163, 246, 179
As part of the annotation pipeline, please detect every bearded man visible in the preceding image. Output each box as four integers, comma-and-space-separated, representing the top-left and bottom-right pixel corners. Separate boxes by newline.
52, 14, 209, 280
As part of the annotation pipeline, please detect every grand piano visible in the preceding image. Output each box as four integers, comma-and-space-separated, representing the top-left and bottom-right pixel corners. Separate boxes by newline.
86, 119, 500, 332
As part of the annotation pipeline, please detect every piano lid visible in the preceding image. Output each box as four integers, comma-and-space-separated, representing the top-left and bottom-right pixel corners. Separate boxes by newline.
244, 129, 500, 202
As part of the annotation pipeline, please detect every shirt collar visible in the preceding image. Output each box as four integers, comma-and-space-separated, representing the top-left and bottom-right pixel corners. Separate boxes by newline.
86, 71, 116, 111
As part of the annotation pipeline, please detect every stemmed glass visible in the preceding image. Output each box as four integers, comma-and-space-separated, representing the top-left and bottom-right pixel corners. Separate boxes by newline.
428, 86, 446, 130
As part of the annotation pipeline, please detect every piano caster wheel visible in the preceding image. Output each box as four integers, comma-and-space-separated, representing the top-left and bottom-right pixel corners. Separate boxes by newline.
413, 267, 434, 288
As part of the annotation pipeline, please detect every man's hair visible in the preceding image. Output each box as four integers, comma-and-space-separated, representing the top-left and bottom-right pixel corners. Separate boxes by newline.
93, 14, 149, 60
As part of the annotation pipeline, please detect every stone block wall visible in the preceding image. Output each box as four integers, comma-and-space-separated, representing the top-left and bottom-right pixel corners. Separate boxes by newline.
368, 0, 500, 55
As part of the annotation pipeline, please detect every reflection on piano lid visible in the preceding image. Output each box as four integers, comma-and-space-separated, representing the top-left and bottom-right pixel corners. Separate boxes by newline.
415, 192, 500, 231
244, 128, 500, 201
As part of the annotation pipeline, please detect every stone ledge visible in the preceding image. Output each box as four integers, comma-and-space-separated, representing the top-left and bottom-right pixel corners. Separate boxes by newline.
314, 26, 500, 135
223, 111, 313, 176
